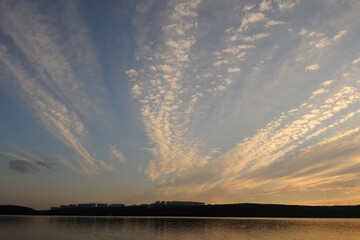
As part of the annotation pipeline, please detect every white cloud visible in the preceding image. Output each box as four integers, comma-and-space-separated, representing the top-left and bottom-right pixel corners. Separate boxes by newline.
333, 30, 347, 41
237, 44, 255, 49
298, 28, 308, 36
242, 4, 255, 11
236, 52, 246, 60
159, 64, 176, 73
260, 1, 272, 11
313, 38, 332, 49
311, 88, 327, 96
276, 0, 298, 11
242, 33, 270, 42
305, 64, 319, 71
131, 84, 142, 97
309, 30, 347, 49
323, 80, 334, 87
110, 145, 126, 163
213, 59, 229, 67
125, 69, 138, 77
216, 85, 226, 91
265, 20, 286, 27
352, 57, 360, 64
238, 12, 266, 32
222, 45, 254, 54
227, 67, 241, 73
224, 78, 232, 85
244, 12, 266, 24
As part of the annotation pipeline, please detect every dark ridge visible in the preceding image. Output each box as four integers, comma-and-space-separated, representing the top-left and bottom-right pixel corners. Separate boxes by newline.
2, 203, 360, 218
0, 205, 36, 215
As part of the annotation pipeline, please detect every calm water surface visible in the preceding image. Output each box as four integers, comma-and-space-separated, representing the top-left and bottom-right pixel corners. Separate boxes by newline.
1, 215, 360, 240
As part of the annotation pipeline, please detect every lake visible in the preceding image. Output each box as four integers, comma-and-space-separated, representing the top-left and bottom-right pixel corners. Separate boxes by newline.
1, 215, 360, 239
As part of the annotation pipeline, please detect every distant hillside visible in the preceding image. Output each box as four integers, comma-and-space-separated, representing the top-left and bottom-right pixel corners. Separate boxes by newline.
2, 203, 360, 218
43, 203, 360, 218
0, 205, 36, 215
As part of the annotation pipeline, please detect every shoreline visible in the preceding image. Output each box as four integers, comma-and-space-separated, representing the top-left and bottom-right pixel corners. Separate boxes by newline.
2, 203, 360, 218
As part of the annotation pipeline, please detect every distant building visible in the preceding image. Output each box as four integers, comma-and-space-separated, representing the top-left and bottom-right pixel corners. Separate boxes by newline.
154, 201, 166, 206
78, 203, 96, 208
50, 207, 59, 211
166, 201, 205, 206
97, 203, 108, 208
151, 201, 205, 207
109, 204, 125, 207
60, 205, 69, 209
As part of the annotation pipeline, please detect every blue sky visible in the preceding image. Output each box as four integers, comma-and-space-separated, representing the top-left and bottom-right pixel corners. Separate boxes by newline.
1, 0, 360, 209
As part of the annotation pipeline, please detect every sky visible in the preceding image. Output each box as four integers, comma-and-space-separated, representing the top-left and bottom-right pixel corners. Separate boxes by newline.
0, 0, 360, 210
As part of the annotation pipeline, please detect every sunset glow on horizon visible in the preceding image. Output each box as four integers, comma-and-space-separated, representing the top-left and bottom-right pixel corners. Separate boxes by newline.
1, 0, 360, 209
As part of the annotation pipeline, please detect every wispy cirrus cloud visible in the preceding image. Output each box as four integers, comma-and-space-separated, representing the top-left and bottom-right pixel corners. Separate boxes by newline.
265, 20, 286, 27
130, 0, 206, 180
154, 61, 360, 200
130, 0, 285, 182
0, 0, 359, 208
130, 0, 359, 191
110, 145, 126, 163
0, 0, 112, 174
124, 0, 360, 204
241, 127, 360, 197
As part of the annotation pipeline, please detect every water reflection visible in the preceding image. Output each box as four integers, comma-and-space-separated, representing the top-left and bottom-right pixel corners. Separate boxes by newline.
1, 216, 360, 240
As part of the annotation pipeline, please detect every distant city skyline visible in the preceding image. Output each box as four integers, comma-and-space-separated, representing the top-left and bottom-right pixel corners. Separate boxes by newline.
1, 0, 360, 210
50, 200, 205, 211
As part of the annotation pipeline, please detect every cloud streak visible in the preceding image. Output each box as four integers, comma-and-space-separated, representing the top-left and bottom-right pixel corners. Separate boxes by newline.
0, 0, 112, 174
8, 159, 52, 173
1, 151, 54, 173
130, 0, 208, 180
241, 127, 360, 198
353, 57, 360, 65
110, 145, 126, 163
